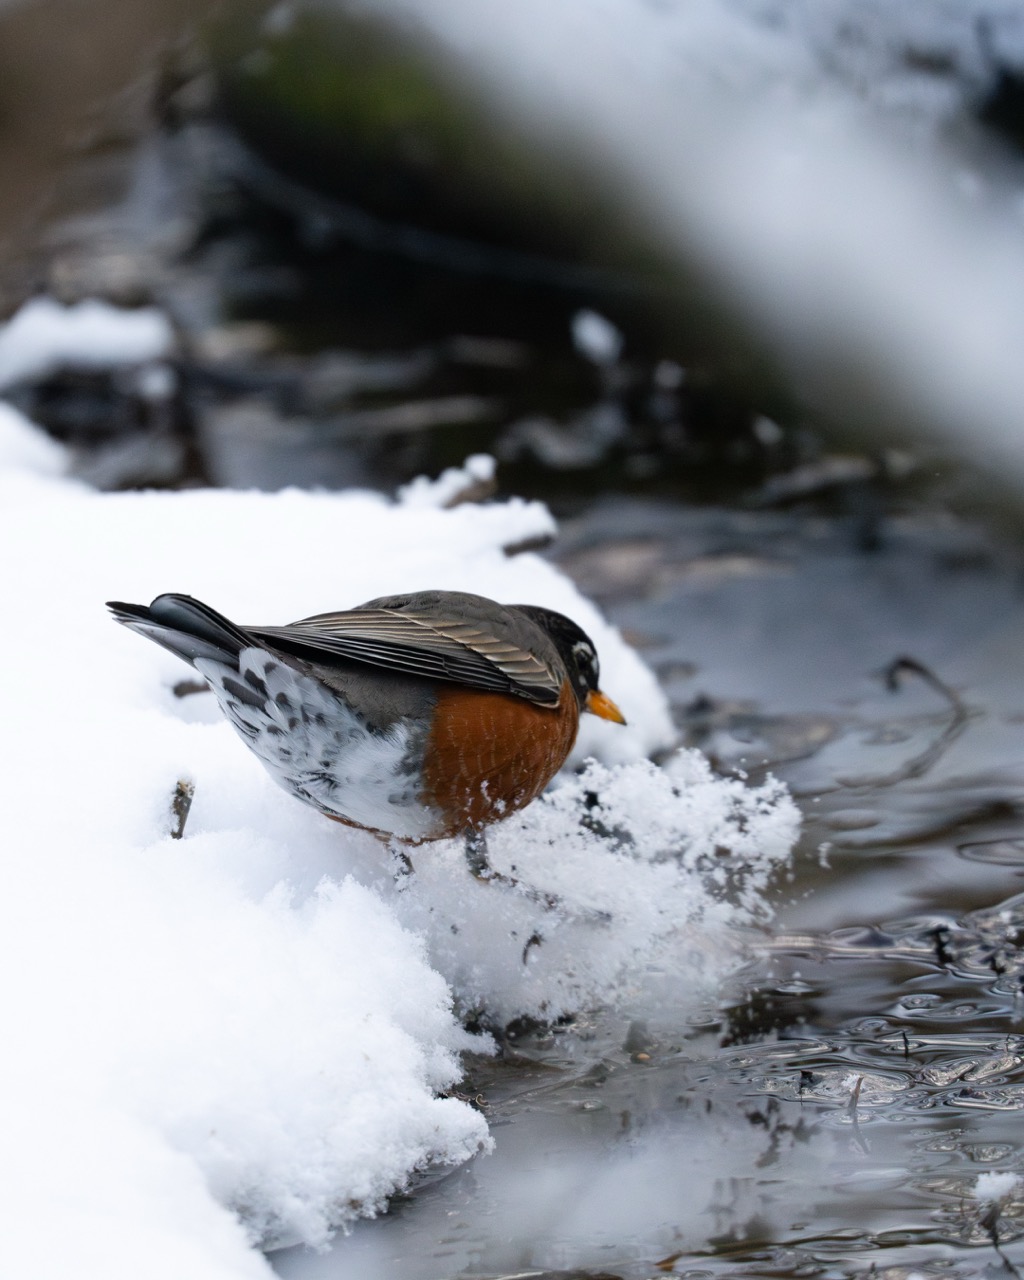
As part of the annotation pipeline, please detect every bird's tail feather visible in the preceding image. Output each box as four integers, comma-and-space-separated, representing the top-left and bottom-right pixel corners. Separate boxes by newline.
107, 594, 253, 668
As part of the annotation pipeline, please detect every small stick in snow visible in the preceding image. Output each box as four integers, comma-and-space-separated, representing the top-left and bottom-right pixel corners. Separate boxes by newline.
172, 679, 210, 699
170, 778, 195, 840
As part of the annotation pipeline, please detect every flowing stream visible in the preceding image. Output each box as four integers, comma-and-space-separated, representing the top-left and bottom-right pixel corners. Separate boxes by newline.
277, 495, 1024, 1279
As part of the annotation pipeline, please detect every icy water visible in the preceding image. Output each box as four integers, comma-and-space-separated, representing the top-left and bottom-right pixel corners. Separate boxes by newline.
277, 497, 1024, 1280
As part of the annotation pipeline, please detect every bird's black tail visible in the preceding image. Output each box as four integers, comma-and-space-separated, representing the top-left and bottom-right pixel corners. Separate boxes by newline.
107, 594, 255, 668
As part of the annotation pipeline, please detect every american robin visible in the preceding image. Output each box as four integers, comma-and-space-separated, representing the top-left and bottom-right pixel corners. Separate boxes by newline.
108, 590, 625, 875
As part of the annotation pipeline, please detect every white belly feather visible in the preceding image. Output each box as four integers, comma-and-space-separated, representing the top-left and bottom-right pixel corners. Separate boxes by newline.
194, 647, 442, 840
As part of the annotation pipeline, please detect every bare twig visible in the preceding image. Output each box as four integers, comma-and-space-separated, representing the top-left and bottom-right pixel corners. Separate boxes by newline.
846, 1075, 869, 1154
981, 1203, 1024, 1279
172, 679, 210, 699
169, 778, 195, 840
837, 655, 973, 789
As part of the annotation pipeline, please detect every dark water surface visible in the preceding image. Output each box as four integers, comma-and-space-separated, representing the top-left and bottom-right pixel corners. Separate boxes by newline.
277, 498, 1024, 1280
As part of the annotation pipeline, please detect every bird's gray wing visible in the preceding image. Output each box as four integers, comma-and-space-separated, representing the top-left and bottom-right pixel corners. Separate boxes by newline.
248, 607, 563, 706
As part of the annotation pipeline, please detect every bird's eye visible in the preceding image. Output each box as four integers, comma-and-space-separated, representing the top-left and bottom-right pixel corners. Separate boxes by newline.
571, 639, 598, 687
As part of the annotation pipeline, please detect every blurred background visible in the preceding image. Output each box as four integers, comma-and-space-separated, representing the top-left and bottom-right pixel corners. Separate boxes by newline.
12, 0, 1024, 1275
8, 0, 1024, 508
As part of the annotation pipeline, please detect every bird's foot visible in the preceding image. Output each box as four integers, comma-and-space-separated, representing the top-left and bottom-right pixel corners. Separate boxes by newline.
463, 829, 611, 924
388, 840, 416, 885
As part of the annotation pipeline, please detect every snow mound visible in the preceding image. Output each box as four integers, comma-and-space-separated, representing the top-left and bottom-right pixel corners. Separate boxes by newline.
0, 399, 68, 475
0, 295, 174, 390
387, 754, 798, 1025
0, 415, 798, 1277
396, 452, 497, 507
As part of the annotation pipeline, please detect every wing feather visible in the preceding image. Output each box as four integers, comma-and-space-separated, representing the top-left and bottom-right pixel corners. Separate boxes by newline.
248, 606, 562, 706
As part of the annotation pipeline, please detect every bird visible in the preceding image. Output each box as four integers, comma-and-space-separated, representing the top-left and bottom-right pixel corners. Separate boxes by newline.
107, 589, 626, 880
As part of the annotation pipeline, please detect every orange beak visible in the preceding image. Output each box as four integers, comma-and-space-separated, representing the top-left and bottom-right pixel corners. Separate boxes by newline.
586, 689, 627, 725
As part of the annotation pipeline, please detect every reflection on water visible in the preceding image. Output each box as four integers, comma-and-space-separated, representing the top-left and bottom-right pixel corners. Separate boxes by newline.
278, 497, 1024, 1279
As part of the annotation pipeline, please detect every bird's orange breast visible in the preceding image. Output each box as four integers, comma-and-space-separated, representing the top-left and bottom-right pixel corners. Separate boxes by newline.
420, 680, 580, 838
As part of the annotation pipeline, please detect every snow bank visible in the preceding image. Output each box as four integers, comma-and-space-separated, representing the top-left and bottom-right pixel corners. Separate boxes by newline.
0, 405, 798, 1277
390, 754, 795, 1026
0, 399, 67, 474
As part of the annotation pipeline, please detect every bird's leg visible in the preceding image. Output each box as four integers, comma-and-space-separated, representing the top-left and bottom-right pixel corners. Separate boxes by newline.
463, 828, 572, 917
464, 827, 495, 882
465, 827, 534, 896
463, 829, 550, 954
169, 777, 195, 840
385, 836, 415, 882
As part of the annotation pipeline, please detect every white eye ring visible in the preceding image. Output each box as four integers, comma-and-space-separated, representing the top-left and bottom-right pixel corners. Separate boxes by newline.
570, 639, 598, 687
